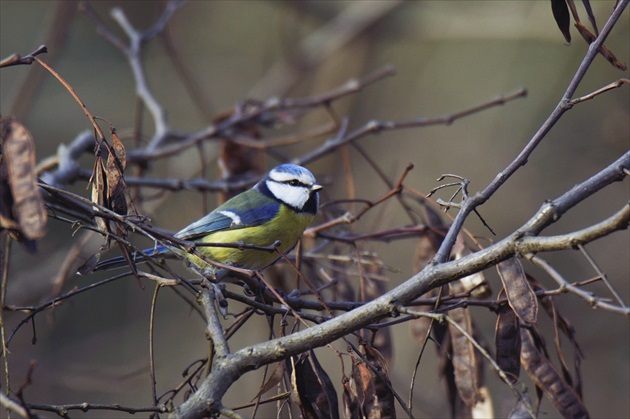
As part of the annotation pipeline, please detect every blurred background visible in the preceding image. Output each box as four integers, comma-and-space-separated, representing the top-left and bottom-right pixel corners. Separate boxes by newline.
1, 1, 628, 417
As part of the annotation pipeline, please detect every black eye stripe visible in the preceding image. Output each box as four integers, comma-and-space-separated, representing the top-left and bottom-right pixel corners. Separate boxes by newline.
284, 179, 306, 187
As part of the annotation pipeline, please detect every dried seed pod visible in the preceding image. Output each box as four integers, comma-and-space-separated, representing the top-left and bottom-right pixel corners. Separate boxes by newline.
551, 0, 571, 43
497, 257, 538, 325
105, 129, 127, 216
291, 351, 339, 419
520, 328, 589, 418
342, 375, 361, 419
448, 303, 481, 407
451, 234, 490, 298
495, 290, 521, 384
1, 117, 47, 247
527, 274, 583, 396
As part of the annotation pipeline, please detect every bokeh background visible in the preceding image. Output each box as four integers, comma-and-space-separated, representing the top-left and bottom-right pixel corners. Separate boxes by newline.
1, 1, 628, 417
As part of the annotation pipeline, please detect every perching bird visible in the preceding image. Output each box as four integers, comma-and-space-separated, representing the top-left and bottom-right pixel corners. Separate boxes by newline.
89, 164, 321, 276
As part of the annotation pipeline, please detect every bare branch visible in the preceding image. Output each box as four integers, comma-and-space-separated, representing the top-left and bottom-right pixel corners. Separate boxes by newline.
527, 255, 630, 317
0, 392, 28, 418
26, 401, 167, 417
199, 286, 231, 358
432, 0, 629, 263
172, 151, 629, 417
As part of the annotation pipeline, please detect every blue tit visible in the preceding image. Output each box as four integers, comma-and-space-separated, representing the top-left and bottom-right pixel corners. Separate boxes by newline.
91, 164, 322, 274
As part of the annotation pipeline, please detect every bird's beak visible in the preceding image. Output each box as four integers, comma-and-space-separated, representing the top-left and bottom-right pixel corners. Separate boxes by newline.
311, 184, 323, 191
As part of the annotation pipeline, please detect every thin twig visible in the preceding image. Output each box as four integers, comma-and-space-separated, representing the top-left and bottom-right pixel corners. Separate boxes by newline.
577, 243, 627, 308
0, 45, 48, 68
569, 78, 629, 105
149, 284, 161, 406
527, 254, 630, 317
26, 402, 167, 417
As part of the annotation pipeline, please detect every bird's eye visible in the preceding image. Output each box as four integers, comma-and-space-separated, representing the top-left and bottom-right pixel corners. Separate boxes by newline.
288, 180, 301, 187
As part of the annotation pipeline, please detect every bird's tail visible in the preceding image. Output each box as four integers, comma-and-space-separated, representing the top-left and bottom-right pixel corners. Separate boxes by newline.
79, 245, 169, 274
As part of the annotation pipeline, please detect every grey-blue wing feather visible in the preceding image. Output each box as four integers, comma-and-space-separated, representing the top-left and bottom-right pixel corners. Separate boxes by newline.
175, 200, 280, 241
91, 189, 280, 272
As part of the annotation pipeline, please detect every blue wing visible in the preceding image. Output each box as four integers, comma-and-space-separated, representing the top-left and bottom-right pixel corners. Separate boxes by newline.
89, 189, 280, 272
175, 191, 280, 241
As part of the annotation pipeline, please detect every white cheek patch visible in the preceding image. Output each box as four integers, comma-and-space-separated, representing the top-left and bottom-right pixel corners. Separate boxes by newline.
266, 181, 309, 210
218, 210, 242, 227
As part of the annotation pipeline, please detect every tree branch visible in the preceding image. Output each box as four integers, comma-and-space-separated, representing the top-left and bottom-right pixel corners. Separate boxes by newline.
172, 151, 629, 418
432, 0, 629, 263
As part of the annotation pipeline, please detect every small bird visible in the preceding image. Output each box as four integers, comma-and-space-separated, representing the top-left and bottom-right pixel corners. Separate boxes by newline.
90, 164, 322, 275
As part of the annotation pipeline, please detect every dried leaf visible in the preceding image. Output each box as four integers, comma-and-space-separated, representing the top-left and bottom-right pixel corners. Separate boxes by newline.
451, 234, 491, 298
574, 21, 627, 70
497, 257, 538, 324
494, 291, 521, 384
291, 352, 339, 419
527, 274, 584, 396
1, 145, 18, 231
350, 345, 396, 419
408, 289, 436, 346
421, 203, 448, 252
253, 361, 285, 400
520, 328, 589, 418
447, 279, 481, 408
308, 351, 339, 414
105, 129, 127, 216
370, 328, 392, 370
214, 108, 265, 203
0, 117, 48, 242
363, 344, 396, 418
444, 281, 481, 413
551, 0, 572, 43
363, 265, 392, 367
413, 235, 435, 272
342, 375, 362, 419
436, 324, 458, 416
90, 146, 109, 234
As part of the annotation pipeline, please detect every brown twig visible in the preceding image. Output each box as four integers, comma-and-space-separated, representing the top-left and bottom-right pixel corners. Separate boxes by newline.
569, 78, 629, 105
0, 45, 48, 68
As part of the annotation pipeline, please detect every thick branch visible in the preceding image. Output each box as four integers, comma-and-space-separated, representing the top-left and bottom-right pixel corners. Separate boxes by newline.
172, 151, 629, 418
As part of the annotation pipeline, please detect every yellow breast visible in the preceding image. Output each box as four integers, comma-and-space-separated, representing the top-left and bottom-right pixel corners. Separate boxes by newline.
188, 205, 314, 271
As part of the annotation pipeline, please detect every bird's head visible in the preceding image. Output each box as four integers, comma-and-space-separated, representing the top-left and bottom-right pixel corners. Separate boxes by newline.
260, 164, 322, 214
